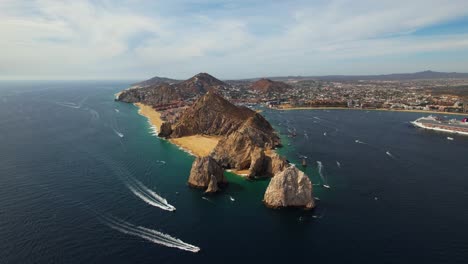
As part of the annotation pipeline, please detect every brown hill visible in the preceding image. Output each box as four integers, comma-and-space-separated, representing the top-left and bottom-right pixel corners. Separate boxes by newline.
250, 78, 291, 94
116, 73, 230, 106
175, 73, 228, 98
171, 91, 256, 138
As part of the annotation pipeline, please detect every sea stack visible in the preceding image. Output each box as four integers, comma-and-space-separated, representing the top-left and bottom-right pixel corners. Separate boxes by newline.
264, 166, 315, 209
188, 156, 225, 192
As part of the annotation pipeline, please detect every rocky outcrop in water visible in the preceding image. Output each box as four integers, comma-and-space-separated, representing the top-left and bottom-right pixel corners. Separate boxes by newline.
158, 122, 172, 138
205, 175, 219, 193
188, 156, 225, 190
211, 112, 280, 170
264, 166, 314, 209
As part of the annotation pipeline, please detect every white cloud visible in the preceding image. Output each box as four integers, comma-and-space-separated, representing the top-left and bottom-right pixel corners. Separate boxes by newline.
1, 0, 468, 79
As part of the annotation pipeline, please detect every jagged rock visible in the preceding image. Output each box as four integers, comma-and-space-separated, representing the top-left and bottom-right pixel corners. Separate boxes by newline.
263, 166, 315, 209
188, 156, 225, 190
205, 175, 219, 193
158, 122, 172, 138
248, 147, 265, 178
265, 153, 288, 176
171, 91, 255, 138
211, 114, 280, 170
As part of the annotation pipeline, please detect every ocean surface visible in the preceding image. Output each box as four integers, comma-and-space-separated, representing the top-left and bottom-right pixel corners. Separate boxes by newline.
1, 81, 468, 264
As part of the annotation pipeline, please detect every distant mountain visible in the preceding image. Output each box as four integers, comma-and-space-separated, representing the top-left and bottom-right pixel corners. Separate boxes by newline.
266, 71, 468, 82
117, 72, 230, 106
250, 78, 291, 94
132, 76, 180, 87
175, 73, 229, 98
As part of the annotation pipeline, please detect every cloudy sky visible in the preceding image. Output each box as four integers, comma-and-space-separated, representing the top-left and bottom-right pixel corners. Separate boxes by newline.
2, 0, 468, 80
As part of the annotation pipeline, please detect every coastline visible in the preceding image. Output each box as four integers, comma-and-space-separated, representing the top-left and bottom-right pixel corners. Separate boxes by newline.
277, 106, 468, 116
134, 102, 221, 157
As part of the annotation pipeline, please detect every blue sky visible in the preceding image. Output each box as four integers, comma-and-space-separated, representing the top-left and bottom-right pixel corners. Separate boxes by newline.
1, 0, 468, 80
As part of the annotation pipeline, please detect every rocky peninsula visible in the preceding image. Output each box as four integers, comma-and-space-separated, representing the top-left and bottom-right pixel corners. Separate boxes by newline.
116, 73, 315, 209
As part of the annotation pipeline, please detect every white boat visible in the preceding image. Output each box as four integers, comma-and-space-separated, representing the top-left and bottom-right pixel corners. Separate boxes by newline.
447, 137, 454, 141
323, 184, 331, 189
229, 196, 235, 202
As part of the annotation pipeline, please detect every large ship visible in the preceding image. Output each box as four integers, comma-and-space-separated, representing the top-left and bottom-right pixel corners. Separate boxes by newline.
411, 115, 468, 136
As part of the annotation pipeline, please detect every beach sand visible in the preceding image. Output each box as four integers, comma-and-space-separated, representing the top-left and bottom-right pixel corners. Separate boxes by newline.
134, 103, 221, 157
135, 103, 163, 131
170, 135, 221, 157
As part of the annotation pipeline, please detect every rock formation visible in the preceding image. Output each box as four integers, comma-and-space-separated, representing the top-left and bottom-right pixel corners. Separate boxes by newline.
171, 91, 254, 138
188, 156, 225, 190
158, 122, 172, 138
205, 175, 219, 193
265, 153, 288, 176
263, 166, 315, 209
211, 112, 280, 170
247, 147, 265, 178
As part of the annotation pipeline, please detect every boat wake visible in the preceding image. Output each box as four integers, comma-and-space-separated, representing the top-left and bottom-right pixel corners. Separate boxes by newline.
125, 177, 176, 211
316, 161, 330, 188
113, 129, 124, 138
100, 214, 199, 253
202, 197, 214, 203
56, 101, 81, 109
336, 161, 341, 168
385, 151, 395, 159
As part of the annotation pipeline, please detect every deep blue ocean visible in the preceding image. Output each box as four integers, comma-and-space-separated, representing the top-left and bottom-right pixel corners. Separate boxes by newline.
1, 81, 467, 263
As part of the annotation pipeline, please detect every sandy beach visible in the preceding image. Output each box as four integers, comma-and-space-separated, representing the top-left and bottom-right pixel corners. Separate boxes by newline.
135, 103, 164, 131
170, 135, 221, 157
134, 103, 221, 157
278, 106, 468, 116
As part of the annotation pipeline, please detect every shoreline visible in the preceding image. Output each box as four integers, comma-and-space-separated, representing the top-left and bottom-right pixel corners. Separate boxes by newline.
277, 106, 468, 116
134, 103, 221, 157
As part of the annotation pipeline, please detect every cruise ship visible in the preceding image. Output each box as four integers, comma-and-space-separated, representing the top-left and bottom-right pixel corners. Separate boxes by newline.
411, 115, 468, 136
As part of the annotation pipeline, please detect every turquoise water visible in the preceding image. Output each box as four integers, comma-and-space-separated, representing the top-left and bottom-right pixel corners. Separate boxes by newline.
1, 81, 467, 263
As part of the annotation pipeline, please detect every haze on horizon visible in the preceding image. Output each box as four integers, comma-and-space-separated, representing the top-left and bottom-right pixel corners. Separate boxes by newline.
1, 0, 468, 80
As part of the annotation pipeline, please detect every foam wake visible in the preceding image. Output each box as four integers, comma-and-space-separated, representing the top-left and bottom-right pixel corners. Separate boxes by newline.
125, 177, 176, 211
100, 215, 199, 253
316, 161, 329, 187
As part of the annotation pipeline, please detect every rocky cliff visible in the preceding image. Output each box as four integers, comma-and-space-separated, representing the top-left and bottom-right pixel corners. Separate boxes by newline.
117, 83, 182, 106
210, 113, 281, 170
171, 91, 256, 138
188, 156, 225, 192
263, 166, 315, 209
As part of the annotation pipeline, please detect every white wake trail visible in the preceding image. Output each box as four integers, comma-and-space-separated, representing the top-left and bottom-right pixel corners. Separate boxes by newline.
126, 177, 175, 211
317, 161, 330, 188
101, 215, 199, 253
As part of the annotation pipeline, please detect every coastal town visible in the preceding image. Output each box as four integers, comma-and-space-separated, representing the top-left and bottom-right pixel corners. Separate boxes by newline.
226, 78, 468, 114
120, 72, 468, 118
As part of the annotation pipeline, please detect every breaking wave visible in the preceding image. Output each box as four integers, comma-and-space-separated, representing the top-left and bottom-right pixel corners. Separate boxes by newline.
100, 214, 199, 253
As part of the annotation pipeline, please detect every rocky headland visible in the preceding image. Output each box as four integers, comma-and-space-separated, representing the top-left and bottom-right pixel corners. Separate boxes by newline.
117, 73, 314, 209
